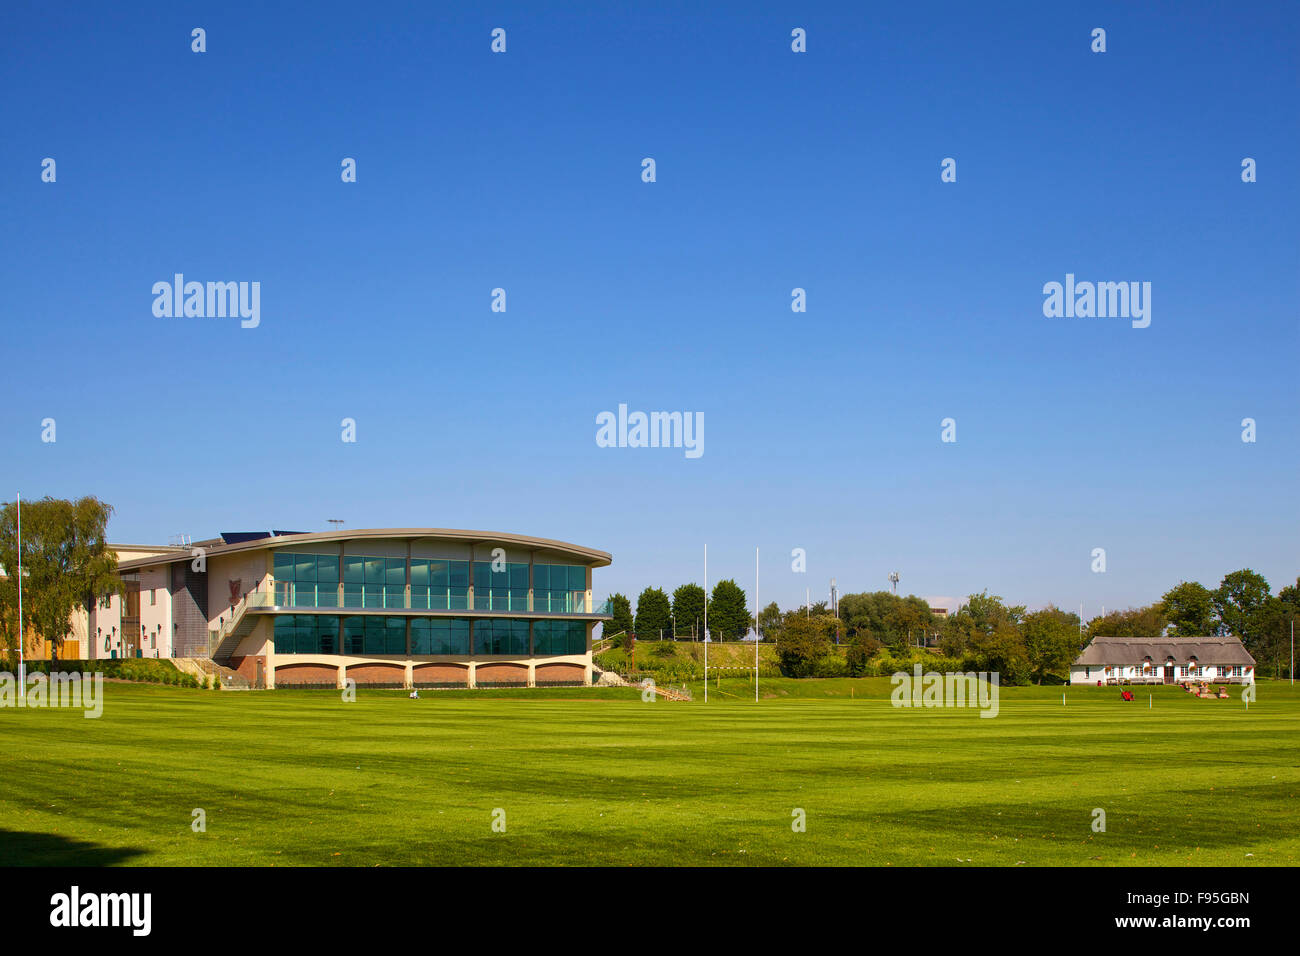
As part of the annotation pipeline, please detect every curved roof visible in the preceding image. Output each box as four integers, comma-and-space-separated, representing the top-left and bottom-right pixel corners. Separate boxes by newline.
114, 528, 612, 571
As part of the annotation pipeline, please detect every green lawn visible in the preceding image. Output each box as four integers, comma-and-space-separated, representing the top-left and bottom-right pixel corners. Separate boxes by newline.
2, 679, 1297, 866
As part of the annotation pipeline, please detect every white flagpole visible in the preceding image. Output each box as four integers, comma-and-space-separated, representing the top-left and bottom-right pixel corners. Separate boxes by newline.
16, 493, 24, 690
703, 544, 707, 704
755, 546, 759, 703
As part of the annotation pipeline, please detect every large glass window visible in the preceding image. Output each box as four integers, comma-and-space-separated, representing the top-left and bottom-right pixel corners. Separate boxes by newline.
534, 619, 587, 655
273, 553, 340, 607
410, 559, 469, 610
342, 616, 407, 655
473, 618, 530, 655
472, 561, 529, 611
410, 617, 471, 655
344, 556, 406, 609
534, 564, 587, 612
273, 615, 339, 654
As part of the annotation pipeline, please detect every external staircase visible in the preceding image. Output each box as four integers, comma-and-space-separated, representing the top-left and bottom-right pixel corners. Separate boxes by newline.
172, 656, 254, 690
592, 663, 691, 700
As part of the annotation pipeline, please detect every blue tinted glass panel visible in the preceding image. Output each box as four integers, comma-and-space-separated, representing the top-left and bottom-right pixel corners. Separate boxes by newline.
386, 559, 405, 586
317, 557, 339, 586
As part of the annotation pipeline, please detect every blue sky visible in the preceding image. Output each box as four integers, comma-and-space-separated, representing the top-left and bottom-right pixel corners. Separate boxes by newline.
2, 1, 1296, 616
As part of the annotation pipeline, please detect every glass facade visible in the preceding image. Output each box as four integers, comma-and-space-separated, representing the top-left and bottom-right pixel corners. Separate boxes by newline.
267, 549, 598, 659
410, 559, 469, 610
472, 561, 530, 611
273, 553, 341, 608
343, 556, 406, 609
272, 615, 586, 656
534, 619, 587, 655
473, 618, 530, 655
274, 614, 339, 654
534, 564, 587, 612
411, 617, 471, 655
343, 615, 407, 655
273, 553, 593, 613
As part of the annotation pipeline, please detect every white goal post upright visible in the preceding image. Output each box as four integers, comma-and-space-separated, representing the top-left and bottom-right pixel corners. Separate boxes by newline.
755, 546, 759, 703
703, 543, 707, 704
16, 492, 24, 690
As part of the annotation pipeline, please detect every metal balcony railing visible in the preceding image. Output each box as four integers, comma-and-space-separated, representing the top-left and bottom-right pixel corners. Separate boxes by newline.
264, 583, 612, 615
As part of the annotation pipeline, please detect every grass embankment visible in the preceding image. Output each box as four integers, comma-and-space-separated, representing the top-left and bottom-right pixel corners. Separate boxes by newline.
11, 657, 209, 688
596, 640, 781, 681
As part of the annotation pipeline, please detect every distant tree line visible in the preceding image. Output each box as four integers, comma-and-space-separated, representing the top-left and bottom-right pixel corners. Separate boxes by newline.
602, 567, 1299, 685
601, 579, 753, 644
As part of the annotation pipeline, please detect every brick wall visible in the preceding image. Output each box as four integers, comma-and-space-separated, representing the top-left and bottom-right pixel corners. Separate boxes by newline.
475, 663, 528, 683
228, 655, 265, 686
413, 663, 468, 685
275, 662, 339, 686
346, 663, 405, 685
171, 562, 210, 657
535, 663, 585, 683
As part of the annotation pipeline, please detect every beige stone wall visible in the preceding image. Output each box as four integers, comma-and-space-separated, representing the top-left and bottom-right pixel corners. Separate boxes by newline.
137, 565, 172, 657
208, 551, 272, 630
266, 651, 591, 689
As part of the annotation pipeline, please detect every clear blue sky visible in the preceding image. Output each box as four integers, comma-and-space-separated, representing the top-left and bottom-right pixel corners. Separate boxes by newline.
2, 1, 1296, 617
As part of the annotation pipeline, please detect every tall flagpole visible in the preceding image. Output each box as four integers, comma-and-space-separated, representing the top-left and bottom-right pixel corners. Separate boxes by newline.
755, 546, 759, 703
16, 493, 24, 691
703, 544, 707, 704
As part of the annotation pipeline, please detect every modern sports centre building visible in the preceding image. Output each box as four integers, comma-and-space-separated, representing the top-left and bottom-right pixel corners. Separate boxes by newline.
77, 528, 612, 689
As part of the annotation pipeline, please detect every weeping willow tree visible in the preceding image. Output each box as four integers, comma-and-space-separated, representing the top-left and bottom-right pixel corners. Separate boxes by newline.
0, 496, 121, 658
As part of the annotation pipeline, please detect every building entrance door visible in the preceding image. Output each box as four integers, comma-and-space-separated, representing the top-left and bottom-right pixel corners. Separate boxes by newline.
1163, 664, 1175, 684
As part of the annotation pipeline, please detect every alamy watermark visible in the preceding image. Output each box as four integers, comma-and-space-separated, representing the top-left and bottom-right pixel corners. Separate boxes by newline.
152, 274, 260, 328
890, 663, 999, 718
50, 886, 150, 935
0, 671, 103, 718
1042, 274, 1150, 328
596, 403, 703, 459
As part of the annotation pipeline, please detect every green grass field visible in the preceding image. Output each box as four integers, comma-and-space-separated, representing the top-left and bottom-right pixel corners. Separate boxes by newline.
2, 678, 1297, 866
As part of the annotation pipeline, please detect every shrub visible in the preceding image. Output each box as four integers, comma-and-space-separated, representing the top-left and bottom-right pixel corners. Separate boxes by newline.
812, 655, 849, 678
6, 657, 205, 688
846, 635, 883, 676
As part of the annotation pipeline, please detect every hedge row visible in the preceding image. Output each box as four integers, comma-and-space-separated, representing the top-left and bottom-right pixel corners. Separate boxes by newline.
10, 658, 216, 689
594, 649, 782, 681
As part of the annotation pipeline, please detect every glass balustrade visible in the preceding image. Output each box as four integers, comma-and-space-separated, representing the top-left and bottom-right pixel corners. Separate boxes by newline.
265, 553, 607, 615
